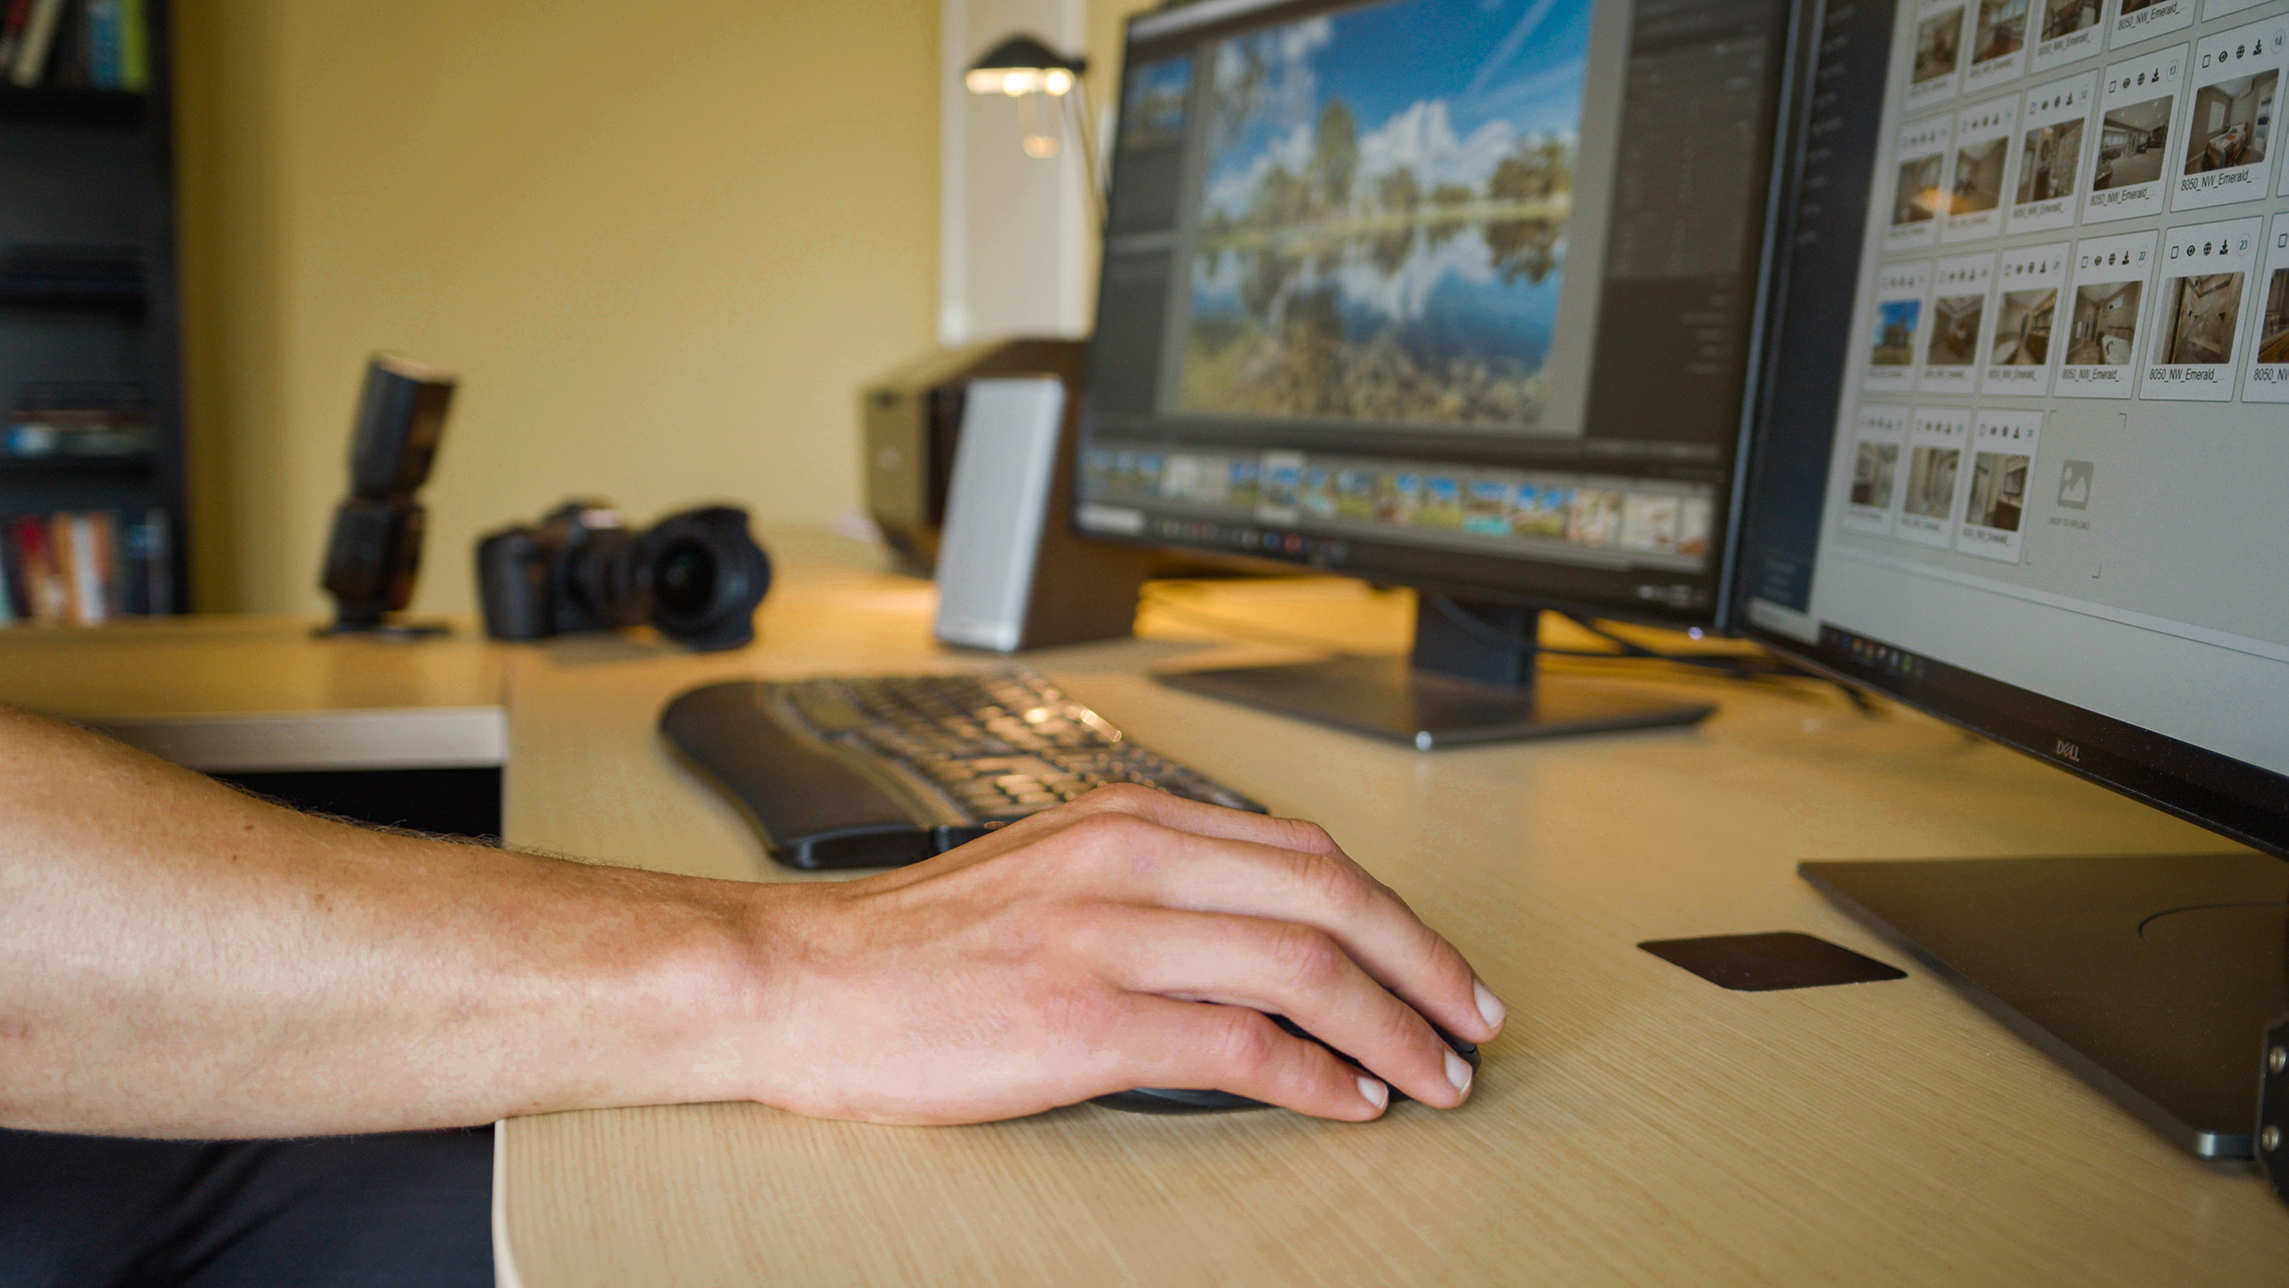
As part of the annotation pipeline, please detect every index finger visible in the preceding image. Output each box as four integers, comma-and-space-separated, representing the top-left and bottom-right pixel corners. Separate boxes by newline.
1047, 782, 1354, 859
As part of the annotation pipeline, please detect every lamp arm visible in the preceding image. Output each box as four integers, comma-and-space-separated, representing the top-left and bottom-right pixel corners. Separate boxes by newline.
1066, 78, 1107, 233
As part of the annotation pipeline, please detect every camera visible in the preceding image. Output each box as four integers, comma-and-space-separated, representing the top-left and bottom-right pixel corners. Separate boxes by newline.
475, 501, 771, 650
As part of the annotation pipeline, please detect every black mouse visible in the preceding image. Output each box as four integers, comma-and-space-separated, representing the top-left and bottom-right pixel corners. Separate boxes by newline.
1092, 1013, 1481, 1114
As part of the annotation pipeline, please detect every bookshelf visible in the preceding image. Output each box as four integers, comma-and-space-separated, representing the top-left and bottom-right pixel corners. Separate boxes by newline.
0, 0, 186, 620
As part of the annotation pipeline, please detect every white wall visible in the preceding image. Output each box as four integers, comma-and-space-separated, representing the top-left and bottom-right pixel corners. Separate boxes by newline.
941, 0, 1093, 345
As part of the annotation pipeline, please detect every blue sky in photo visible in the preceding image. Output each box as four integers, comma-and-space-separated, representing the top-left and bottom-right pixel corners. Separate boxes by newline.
1204, 0, 1592, 209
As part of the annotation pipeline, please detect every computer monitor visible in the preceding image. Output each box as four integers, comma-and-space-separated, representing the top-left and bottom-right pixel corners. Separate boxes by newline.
1071, 0, 1808, 746
1731, 0, 2289, 1158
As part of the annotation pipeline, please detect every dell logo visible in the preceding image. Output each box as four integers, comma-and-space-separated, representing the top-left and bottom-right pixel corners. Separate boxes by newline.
2055, 739, 2082, 763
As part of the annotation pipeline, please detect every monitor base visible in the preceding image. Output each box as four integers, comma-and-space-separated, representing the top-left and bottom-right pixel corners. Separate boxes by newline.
1154, 596, 1716, 749
1157, 653, 1714, 749
1802, 853, 2289, 1162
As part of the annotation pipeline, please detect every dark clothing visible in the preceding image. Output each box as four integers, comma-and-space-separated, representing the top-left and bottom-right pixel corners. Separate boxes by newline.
0, 1126, 493, 1287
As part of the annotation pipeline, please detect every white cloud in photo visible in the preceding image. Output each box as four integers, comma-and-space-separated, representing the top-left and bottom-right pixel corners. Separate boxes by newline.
1278, 15, 1334, 62
1356, 100, 1518, 192
1204, 121, 1317, 216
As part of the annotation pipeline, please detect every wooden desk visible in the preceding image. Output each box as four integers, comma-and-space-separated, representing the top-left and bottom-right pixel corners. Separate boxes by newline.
0, 614, 505, 772
6, 531, 2285, 1281
491, 533, 2288, 1285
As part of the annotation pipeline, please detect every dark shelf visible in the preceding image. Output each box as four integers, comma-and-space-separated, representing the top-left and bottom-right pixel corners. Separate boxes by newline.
0, 1, 184, 615
0, 86, 144, 120
0, 285, 147, 310
0, 454, 157, 476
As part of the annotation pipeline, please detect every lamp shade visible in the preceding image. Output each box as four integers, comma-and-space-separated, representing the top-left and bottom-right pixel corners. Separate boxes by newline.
965, 34, 1087, 96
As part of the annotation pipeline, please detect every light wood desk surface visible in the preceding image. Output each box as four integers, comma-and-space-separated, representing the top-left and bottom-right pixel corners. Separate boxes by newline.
491, 533, 2288, 1285
5, 531, 2284, 1282
0, 613, 506, 771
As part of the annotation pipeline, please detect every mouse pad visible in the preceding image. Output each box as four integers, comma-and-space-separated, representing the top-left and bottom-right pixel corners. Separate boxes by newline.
1638, 932, 1906, 991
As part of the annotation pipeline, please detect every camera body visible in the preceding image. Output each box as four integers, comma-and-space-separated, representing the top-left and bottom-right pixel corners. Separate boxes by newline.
475, 501, 770, 651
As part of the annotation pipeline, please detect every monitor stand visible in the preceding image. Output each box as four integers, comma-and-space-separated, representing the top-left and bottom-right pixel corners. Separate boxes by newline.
1802, 852, 2289, 1162
1155, 596, 1715, 749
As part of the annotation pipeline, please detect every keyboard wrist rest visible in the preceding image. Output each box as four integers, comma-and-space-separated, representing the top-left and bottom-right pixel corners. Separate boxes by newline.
660, 681, 938, 870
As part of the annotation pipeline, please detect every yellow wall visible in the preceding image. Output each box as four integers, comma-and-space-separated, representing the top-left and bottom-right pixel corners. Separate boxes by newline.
173, 0, 941, 615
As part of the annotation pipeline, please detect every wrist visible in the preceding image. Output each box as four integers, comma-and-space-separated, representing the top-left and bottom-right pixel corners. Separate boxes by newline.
603, 872, 811, 1113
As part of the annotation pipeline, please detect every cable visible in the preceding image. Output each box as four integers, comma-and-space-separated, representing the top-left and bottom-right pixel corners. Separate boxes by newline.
1425, 594, 1881, 710
1140, 585, 1880, 713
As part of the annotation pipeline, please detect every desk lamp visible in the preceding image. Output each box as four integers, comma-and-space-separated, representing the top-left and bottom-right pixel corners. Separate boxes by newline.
965, 34, 1101, 224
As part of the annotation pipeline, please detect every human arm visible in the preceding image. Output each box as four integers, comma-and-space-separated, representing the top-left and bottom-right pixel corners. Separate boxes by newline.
0, 704, 1504, 1136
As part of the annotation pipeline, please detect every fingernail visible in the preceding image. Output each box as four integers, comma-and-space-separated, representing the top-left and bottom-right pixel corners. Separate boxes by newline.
1357, 1076, 1389, 1112
1445, 1049, 1474, 1095
1474, 979, 1507, 1034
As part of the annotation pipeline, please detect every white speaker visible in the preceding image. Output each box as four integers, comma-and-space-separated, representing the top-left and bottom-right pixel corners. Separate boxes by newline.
933, 377, 1148, 652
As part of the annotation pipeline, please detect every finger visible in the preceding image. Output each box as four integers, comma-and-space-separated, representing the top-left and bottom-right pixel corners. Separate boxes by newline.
1079, 906, 1468, 1109
1052, 811, 1498, 1045
1055, 782, 1351, 859
1098, 995, 1393, 1121
882, 784, 1350, 896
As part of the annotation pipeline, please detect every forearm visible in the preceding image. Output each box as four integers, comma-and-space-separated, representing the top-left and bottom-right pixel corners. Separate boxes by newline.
3, 702, 1504, 1135
0, 704, 771, 1137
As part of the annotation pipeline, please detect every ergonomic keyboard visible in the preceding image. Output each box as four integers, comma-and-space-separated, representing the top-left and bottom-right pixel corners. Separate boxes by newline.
660, 667, 1263, 869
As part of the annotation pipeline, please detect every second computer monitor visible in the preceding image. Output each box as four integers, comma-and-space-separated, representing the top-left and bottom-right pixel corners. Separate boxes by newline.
1071, 0, 1805, 742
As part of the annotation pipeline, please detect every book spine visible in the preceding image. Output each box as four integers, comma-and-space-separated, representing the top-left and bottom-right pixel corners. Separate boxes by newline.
13, 514, 61, 622
85, 0, 114, 89
87, 510, 117, 618
51, 513, 80, 623
0, 0, 35, 72
8, 0, 63, 86
134, 507, 170, 615
0, 520, 15, 625
62, 513, 103, 625
115, 0, 139, 91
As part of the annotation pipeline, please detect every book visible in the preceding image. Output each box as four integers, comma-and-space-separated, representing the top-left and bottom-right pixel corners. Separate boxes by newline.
0, 0, 36, 73
85, 0, 115, 89
1, 508, 169, 625
10, 515, 62, 622
50, 511, 119, 625
7, 0, 62, 87
2, 379, 156, 459
127, 507, 169, 614
83, 511, 116, 622
2, 407, 156, 458
115, 0, 140, 91
0, 526, 14, 624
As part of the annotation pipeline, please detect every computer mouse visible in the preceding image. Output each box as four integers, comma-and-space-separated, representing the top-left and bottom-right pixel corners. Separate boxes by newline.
1091, 1013, 1481, 1114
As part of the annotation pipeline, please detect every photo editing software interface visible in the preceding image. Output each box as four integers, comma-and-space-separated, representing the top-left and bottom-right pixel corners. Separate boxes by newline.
1075, 0, 1795, 621
1742, 0, 2289, 787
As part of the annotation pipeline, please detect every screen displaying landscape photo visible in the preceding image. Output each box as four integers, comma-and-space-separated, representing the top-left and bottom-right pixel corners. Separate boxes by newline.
1176, 0, 1590, 429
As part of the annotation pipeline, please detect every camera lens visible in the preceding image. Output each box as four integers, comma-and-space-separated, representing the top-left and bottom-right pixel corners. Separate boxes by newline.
653, 540, 716, 616
633, 506, 770, 650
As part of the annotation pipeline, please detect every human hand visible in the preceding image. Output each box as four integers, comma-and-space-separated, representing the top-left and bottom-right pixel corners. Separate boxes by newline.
730, 784, 1505, 1124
